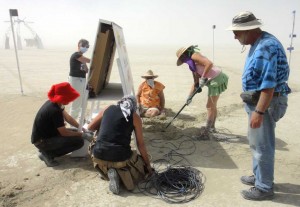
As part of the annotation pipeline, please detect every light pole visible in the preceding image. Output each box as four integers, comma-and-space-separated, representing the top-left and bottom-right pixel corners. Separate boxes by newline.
212, 25, 216, 62
9, 9, 24, 95
287, 10, 296, 66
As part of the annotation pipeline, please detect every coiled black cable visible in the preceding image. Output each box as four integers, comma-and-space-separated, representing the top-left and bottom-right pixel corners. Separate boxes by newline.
135, 134, 205, 203
138, 166, 204, 204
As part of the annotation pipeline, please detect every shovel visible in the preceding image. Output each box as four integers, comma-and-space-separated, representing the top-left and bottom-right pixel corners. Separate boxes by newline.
164, 86, 202, 129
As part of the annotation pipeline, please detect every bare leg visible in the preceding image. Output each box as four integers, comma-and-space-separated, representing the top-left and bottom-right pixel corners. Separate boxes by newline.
206, 96, 219, 130
145, 108, 160, 117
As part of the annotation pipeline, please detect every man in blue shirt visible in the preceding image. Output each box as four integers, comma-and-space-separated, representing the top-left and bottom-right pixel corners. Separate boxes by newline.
227, 11, 291, 200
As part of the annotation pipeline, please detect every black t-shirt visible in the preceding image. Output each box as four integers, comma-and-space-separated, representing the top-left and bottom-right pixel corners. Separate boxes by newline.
69, 52, 86, 78
31, 100, 65, 143
93, 105, 134, 161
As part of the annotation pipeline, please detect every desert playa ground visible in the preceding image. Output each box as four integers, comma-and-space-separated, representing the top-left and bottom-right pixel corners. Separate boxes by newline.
0, 45, 299, 207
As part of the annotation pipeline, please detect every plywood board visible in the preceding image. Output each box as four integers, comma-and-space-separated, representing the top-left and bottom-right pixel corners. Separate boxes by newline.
89, 22, 116, 95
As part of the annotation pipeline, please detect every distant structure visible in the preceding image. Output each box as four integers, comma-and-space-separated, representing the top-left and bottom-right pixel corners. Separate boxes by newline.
4, 17, 44, 49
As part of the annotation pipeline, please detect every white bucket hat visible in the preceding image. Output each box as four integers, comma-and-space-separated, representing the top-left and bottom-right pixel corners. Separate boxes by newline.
227, 11, 262, 31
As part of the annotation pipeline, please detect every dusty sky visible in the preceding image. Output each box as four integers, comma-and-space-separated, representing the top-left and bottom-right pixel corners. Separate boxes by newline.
0, 0, 299, 48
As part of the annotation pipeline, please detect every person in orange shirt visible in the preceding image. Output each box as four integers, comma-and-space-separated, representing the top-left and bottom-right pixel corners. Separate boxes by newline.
136, 70, 166, 118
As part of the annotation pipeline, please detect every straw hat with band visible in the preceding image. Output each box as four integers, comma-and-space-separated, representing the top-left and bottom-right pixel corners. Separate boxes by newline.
176, 45, 200, 66
141, 70, 158, 79
227, 11, 262, 31
48, 82, 80, 105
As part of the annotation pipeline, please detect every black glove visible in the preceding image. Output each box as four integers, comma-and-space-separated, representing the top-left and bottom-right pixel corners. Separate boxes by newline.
195, 86, 202, 93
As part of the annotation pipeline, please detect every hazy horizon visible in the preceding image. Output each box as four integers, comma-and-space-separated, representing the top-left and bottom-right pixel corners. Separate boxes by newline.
0, 0, 298, 50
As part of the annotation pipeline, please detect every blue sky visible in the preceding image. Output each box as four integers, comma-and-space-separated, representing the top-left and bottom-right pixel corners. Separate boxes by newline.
0, 0, 299, 48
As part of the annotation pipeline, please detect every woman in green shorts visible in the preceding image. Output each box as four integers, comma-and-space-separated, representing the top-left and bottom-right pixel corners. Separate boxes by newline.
176, 45, 229, 132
